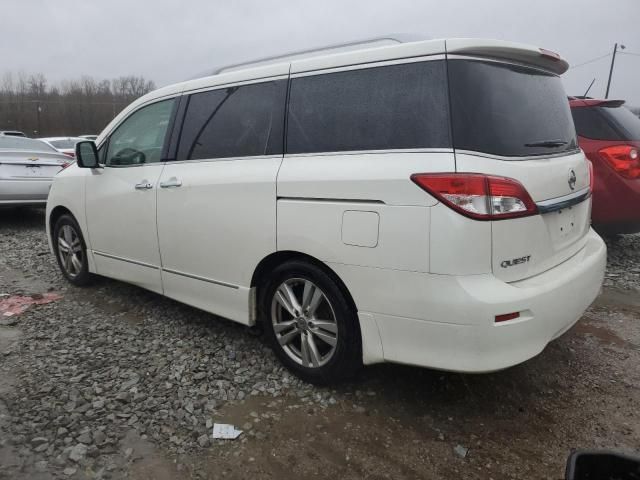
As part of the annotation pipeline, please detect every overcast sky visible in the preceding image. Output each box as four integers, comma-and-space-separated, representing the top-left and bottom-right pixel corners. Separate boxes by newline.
2, 0, 638, 105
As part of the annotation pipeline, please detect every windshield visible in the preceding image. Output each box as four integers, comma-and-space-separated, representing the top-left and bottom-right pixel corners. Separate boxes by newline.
572, 105, 640, 141
448, 59, 578, 157
0, 136, 58, 152
49, 138, 83, 149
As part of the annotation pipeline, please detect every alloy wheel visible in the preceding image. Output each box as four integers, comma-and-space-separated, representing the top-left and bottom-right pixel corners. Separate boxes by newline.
57, 224, 83, 278
270, 278, 338, 368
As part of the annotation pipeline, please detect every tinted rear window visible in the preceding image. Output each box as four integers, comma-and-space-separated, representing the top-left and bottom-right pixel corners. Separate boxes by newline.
448, 60, 578, 157
177, 80, 286, 160
572, 105, 640, 141
287, 60, 451, 154
0, 136, 58, 152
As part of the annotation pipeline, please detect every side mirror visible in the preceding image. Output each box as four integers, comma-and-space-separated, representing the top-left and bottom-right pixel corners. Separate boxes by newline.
566, 450, 640, 479
75, 141, 101, 168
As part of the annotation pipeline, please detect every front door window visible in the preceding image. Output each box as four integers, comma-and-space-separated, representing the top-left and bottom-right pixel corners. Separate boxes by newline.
106, 99, 174, 166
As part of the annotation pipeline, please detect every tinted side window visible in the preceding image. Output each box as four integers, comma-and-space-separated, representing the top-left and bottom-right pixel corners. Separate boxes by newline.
177, 80, 286, 160
106, 99, 174, 166
287, 61, 451, 154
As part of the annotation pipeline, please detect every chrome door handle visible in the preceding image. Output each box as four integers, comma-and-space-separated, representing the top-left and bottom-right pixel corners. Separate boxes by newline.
134, 180, 153, 190
159, 177, 182, 188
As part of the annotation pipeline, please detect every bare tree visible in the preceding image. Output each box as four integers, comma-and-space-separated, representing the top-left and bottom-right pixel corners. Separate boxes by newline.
0, 71, 156, 136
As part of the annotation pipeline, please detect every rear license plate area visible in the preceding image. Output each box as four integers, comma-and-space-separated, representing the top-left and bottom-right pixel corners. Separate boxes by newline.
546, 206, 579, 244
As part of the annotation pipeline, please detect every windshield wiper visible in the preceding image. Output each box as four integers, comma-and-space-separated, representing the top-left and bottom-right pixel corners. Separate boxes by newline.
524, 139, 568, 148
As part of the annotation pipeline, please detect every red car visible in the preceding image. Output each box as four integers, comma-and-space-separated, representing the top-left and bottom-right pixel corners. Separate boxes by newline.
570, 98, 640, 234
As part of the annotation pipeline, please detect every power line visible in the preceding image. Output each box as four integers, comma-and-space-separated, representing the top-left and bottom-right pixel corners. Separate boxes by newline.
568, 52, 612, 70
619, 51, 640, 57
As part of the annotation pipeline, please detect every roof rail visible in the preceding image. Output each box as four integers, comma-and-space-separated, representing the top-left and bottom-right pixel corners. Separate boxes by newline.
195, 33, 428, 78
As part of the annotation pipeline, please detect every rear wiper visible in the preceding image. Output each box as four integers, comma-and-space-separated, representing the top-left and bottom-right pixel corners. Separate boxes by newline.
524, 139, 568, 148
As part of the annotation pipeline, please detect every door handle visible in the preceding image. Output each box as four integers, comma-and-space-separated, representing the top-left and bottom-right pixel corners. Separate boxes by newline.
134, 180, 153, 190
159, 177, 182, 188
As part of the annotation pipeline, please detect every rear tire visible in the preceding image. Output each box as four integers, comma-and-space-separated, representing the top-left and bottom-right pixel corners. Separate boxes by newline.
53, 214, 93, 286
260, 260, 362, 384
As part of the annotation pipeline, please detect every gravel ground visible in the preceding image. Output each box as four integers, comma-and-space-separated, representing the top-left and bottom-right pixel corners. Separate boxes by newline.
603, 233, 640, 291
1, 208, 639, 480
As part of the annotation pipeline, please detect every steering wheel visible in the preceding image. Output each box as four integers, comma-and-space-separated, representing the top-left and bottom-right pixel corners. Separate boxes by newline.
112, 148, 146, 165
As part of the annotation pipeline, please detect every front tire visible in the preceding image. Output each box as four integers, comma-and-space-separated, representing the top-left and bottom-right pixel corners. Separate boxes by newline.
261, 260, 362, 384
53, 214, 93, 286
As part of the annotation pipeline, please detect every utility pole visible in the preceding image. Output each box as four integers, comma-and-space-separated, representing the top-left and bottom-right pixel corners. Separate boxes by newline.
605, 43, 626, 99
36, 102, 41, 136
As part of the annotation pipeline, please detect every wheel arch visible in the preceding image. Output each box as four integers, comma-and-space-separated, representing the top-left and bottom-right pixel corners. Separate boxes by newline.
251, 250, 360, 319
48, 204, 95, 273
48, 205, 75, 235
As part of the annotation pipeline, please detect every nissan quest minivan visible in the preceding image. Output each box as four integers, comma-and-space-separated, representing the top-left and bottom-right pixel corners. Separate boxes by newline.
46, 38, 606, 383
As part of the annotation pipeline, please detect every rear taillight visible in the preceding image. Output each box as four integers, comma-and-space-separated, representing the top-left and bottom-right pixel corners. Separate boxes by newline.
411, 173, 538, 221
599, 145, 640, 179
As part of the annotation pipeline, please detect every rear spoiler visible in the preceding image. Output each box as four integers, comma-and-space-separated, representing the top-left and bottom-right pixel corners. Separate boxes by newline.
446, 39, 569, 75
568, 97, 626, 108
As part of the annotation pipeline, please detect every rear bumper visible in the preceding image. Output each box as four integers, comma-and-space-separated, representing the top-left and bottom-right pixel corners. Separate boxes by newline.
0, 178, 52, 205
332, 228, 606, 372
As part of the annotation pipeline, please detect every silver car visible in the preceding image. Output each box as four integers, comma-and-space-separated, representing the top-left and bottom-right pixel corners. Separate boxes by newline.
0, 136, 70, 207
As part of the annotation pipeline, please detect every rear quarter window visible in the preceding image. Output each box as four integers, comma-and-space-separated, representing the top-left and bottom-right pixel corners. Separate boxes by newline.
286, 60, 451, 154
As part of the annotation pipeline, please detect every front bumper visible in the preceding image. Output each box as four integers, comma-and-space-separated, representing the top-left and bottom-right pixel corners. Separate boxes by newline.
332, 228, 607, 372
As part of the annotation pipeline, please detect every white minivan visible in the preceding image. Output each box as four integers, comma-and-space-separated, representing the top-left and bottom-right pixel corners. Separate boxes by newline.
46, 38, 606, 383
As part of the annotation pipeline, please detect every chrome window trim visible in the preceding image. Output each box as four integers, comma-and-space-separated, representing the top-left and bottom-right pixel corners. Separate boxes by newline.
161, 154, 283, 166
162, 149, 453, 165
284, 148, 454, 158
104, 162, 167, 169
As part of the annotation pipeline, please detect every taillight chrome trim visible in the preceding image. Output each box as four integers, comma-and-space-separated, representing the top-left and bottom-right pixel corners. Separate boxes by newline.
536, 186, 591, 214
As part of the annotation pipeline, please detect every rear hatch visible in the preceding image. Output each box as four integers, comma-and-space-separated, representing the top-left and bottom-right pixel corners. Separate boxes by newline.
446, 54, 590, 282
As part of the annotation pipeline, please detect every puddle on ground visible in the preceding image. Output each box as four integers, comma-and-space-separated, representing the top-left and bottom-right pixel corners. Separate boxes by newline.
574, 321, 636, 349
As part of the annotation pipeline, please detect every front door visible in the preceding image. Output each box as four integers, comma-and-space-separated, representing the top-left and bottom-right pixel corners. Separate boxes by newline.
85, 99, 175, 293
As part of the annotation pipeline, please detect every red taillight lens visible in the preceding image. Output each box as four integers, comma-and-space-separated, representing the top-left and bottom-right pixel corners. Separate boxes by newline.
411, 173, 538, 221
495, 312, 520, 323
599, 145, 640, 179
